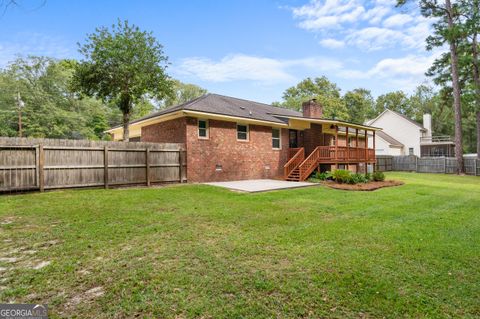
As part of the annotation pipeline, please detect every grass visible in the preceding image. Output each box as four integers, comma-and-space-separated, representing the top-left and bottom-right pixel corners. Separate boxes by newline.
0, 172, 479, 318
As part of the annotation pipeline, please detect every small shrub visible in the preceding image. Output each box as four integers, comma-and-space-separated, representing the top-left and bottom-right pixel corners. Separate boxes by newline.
309, 171, 332, 183
313, 171, 332, 181
372, 171, 385, 181
364, 172, 371, 181
348, 173, 368, 184
332, 169, 351, 184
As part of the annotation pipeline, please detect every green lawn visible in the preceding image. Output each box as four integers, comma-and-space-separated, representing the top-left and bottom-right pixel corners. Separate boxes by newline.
0, 173, 479, 318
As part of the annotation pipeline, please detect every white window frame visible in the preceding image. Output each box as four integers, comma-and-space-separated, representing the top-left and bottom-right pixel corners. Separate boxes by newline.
272, 128, 281, 150
198, 119, 209, 139
237, 123, 249, 141
408, 147, 414, 155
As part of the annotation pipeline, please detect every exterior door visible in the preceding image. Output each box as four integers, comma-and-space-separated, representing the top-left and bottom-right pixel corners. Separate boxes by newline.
289, 130, 298, 148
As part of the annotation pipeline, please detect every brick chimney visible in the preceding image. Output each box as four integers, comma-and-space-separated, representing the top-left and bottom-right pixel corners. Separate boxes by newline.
302, 99, 323, 119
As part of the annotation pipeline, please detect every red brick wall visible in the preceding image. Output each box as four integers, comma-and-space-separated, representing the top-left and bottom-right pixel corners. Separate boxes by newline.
141, 118, 187, 144
140, 116, 369, 182
185, 117, 289, 182
302, 124, 326, 155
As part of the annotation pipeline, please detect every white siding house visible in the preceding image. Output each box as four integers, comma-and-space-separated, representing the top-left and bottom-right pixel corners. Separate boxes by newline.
366, 109, 427, 156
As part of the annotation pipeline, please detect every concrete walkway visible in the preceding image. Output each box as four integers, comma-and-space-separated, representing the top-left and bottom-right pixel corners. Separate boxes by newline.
204, 179, 316, 193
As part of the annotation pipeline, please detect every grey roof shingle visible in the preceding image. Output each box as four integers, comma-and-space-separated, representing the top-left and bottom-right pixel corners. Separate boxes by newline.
130, 93, 302, 125
376, 131, 404, 146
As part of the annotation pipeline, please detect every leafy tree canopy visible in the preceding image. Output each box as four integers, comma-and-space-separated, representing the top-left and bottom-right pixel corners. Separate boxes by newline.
274, 76, 350, 120
73, 19, 173, 141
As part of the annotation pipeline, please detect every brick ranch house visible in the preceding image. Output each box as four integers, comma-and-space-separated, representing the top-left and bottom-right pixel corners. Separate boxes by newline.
106, 94, 380, 182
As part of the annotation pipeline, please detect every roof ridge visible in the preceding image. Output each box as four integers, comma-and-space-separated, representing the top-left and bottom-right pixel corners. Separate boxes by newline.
208, 92, 296, 111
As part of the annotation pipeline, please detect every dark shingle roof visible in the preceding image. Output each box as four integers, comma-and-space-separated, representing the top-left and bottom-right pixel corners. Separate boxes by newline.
376, 131, 403, 146
130, 93, 302, 125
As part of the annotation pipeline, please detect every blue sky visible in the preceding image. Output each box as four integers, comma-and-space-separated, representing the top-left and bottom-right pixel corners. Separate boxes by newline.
0, 0, 439, 103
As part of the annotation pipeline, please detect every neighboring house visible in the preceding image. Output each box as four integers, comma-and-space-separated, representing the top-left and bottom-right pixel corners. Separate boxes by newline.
366, 109, 455, 157
106, 94, 380, 182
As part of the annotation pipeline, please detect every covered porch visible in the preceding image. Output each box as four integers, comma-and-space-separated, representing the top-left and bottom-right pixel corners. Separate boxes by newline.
284, 122, 378, 181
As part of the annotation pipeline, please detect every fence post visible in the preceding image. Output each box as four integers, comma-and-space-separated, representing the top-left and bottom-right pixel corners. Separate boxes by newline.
104, 146, 109, 189
145, 148, 151, 187
35, 145, 40, 189
38, 144, 44, 192
444, 157, 447, 174
179, 150, 185, 183
474, 159, 478, 176
415, 156, 418, 172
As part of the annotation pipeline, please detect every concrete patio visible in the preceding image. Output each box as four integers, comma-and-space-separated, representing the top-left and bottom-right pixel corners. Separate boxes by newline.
204, 179, 316, 193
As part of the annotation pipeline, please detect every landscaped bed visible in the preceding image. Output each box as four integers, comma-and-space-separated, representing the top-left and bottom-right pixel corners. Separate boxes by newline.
323, 179, 404, 191
309, 169, 404, 191
0, 172, 479, 318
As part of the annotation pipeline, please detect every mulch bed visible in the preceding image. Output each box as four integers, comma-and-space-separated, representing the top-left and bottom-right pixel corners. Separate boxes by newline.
322, 180, 404, 191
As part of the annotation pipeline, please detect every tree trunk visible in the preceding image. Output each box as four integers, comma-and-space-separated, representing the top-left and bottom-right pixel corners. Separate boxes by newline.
446, 0, 465, 173
472, 33, 480, 159
119, 93, 132, 142
122, 112, 130, 142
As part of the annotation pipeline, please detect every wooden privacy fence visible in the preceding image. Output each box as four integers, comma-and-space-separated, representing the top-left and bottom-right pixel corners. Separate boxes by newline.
0, 137, 186, 192
376, 155, 480, 176
375, 155, 393, 172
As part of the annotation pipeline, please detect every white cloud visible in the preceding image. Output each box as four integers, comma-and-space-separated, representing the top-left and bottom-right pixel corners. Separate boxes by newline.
0, 32, 74, 68
367, 54, 437, 78
290, 0, 432, 52
320, 38, 346, 48
293, 0, 365, 30
383, 14, 414, 28
363, 6, 392, 24
346, 27, 406, 51
177, 55, 294, 83
176, 54, 343, 84
337, 52, 440, 91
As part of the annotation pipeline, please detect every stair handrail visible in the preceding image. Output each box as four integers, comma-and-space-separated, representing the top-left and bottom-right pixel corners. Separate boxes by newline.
284, 147, 305, 179
298, 146, 322, 181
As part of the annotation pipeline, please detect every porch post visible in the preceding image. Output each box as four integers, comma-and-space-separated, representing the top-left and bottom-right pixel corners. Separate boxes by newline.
372, 130, 376, 162
346, 126, 350, 162
335, 125, 339, 169
364, 129, 368, 173
355, 128, 359, 161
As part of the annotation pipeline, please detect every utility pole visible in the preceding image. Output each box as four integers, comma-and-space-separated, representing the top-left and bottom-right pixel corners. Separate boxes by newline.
16, 92, 25, 137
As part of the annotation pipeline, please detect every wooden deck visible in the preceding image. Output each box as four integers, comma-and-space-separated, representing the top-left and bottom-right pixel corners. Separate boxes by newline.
284, 146, 376, 181
313, 146, 375, 163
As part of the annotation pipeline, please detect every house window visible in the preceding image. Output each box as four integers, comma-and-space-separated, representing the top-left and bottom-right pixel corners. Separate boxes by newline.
272, 128, 281, 149
198, 119, 208, 139
409, 147, 414, 155
237, 124, 249, 141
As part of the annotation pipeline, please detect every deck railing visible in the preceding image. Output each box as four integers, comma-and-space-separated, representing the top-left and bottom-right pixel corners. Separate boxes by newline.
298, 146, 322, 181
313, 146, 376, 162
420, 136, 454, 144
283, 147, 305, 178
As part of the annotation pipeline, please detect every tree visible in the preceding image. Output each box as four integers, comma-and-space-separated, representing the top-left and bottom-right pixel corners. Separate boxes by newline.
0, 56, 104, 139
0, 56, 120, 139
73, 20, 173, 141
374, 91, 413, 117
343, 88, 375, 123
461, 0, 480, 158
160, 80, 207, 108
274, 76, 350, 120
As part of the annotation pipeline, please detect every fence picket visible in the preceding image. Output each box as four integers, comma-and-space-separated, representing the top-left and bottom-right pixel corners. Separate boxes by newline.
376, 154, 479, 176
0, 137, 185, 193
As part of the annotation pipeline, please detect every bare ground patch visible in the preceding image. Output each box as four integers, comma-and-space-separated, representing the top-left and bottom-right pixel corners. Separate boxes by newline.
66, 286, 105, 309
